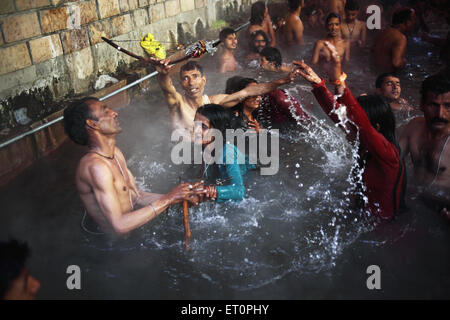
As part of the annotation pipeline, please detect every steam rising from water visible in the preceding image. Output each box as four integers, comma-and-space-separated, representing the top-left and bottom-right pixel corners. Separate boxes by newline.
84, 84, 378, 291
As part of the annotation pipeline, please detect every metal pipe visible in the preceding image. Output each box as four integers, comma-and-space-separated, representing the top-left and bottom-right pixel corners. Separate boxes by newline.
0, 71, 159, 149
0, 20, 250, 150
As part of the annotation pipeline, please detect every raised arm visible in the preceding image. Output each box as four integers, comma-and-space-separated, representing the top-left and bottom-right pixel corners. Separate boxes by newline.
156, 59, 183, 109
211, 70, 300, 107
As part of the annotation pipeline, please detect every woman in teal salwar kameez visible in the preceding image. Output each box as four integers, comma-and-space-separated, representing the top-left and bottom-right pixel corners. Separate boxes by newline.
194, 104, 257, 202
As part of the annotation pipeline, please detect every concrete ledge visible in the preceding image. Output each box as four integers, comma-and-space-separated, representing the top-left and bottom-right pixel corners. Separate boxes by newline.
0, 79, 131, 186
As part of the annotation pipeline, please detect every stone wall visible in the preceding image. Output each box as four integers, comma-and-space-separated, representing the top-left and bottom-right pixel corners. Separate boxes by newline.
0, 0, 249, 185
0, 0, 245, 133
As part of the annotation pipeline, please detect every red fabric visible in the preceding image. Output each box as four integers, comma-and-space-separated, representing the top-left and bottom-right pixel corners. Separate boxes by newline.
312, 80, 404, 219
262, 89, 310, 124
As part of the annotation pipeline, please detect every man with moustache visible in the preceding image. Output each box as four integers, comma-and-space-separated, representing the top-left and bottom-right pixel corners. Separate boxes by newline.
399, 73, 450, 220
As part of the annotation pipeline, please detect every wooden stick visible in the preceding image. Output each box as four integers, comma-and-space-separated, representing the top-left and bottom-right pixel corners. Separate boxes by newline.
183, 200, 191, 250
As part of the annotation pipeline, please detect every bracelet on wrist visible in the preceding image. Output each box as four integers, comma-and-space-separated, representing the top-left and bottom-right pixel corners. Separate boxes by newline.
330, 72, 347, 86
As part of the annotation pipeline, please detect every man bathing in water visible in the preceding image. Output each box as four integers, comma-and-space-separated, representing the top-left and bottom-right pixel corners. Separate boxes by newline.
156, 60, 300, 139
399, 73, 450, 220
280, 0, 305, 49
374, 8, 416, 73
64, 97, 203, 236
375, 73, 414, 112
340, 0, 366, 48
246, 1, 276, 48
246, 30, 269, 64
217, 28, 240, 73
312, 13, 350, 71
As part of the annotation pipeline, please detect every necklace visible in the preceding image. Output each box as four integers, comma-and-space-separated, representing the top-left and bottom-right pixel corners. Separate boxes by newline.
89, 150, 114, 159
346, 21, 356, 39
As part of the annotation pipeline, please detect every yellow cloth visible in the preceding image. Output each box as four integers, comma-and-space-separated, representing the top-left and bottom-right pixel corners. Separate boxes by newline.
140, 33, 166, 59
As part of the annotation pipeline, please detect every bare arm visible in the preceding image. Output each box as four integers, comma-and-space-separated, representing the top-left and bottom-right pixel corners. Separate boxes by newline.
293, 19, 305, 46
311, 41, 322, 65
156, 60, 183, 109
392, 36, 407, 70
87, 163, 200, 236
211, 71, 300, 107
360, 22, 367, 47
265, 14, 277, 47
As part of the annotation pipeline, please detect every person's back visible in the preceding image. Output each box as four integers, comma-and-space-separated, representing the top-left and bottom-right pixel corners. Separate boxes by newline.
373, 8, 416, 73
282, 0, 305, 48
374, 27, 406, 72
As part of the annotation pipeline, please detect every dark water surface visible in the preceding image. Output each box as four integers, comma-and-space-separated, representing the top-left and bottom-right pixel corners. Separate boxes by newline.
1, 29, 449, 299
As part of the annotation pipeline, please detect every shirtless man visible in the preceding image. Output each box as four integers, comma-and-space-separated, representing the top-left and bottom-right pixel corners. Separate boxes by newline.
340, 0, 366, 48
247, 30, 269, 63
218, 28, 239, 73
281, 0, 305, 48
328, 0, 346, 18
373, 8, 416, 73
312, 13, 350, 71
375, 73, 413, 112
399, 73, 450, 219
63, 97, 202, 236
156, 60, 300, 138
247, 1, 276, 48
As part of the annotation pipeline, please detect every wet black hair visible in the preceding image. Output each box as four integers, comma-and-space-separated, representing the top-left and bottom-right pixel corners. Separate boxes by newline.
345, 0, 360, 11
356, 94, 406, 215
250, 1, 266, 25
288, 0, 303, 11
225, 76, 258, 95
180, 61, 204, 76
303, 5, 317, 17
375, 73, 399, 88
196, 104, 232, 136
63, 97, 99, 146
219, 28, 236, 42
0, 239, 30, 299
260, 47, 282, 68
392, 8, 414, 25
326, 12, 341, 25
224, 76, 260, 127
249, 30, 269, 53
357, 95, 397, 145
421, 73, 450, 104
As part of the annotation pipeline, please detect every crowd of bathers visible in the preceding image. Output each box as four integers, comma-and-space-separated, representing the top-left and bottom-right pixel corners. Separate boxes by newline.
1, 0, 449, 300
